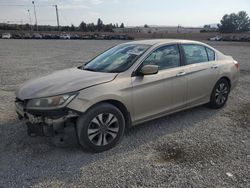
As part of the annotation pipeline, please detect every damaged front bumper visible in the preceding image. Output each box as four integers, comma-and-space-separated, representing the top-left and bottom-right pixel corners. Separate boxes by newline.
15, 99, 79, 137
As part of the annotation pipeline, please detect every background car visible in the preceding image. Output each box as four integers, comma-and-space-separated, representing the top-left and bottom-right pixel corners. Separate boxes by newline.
209, 36, 222, 41
12, 33, 22, 39
42, 34, 53, 39
81, 34, 94, 40
23, 33, 32, 39
60, 33, 71, 39
2, 33, 11, 39
32, 33, 42, 39
70, 34, 80, 40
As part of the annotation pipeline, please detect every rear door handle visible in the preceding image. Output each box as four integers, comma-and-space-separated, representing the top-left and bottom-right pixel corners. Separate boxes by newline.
176, 72, 186, 77
211, 65, 218, 69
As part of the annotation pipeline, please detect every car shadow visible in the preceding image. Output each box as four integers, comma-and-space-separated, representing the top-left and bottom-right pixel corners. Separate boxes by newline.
45, 104, 219, 154
0, 104, 219, 187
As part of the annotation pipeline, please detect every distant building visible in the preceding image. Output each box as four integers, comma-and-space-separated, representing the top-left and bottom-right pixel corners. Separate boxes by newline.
114, 26, 203, 34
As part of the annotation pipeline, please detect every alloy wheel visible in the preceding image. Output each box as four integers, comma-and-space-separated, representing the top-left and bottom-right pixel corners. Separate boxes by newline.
215, 83, 229, 105
87, 113, 119, 146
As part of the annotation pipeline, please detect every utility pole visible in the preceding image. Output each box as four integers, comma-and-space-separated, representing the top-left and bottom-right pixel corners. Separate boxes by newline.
54, 5, 60, 31
32, 1, 38, 32
177, 24, 181, 33
27, 9, 33, 31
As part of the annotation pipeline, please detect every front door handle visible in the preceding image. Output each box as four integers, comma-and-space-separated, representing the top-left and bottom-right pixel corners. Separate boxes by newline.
176, 72, 186, 77
211, 65, 218, 69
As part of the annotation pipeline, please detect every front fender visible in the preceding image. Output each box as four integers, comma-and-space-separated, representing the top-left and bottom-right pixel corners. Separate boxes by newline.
67, 78, 133, 115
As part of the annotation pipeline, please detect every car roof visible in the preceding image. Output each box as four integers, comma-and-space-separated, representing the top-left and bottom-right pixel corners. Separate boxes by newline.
125, 39, 205, 46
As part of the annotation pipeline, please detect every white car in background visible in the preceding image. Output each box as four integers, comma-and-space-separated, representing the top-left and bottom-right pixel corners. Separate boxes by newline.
2, 33, 11, 39
209, 36, 222, 41
60, 33, 71, 40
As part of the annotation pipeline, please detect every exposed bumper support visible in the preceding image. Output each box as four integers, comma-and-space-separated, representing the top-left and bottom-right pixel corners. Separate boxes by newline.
16, 103, 79, 137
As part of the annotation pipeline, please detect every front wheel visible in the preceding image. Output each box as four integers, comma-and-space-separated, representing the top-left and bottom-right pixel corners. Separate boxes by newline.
76, 103, 125, 152
209, 78, 230, 109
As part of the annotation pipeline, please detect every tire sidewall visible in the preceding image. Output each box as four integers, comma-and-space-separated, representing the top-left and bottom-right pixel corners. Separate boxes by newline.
77, 103, 125, 152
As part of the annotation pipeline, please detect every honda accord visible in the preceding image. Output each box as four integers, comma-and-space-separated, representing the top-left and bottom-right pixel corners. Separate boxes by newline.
15, 39, 239, 152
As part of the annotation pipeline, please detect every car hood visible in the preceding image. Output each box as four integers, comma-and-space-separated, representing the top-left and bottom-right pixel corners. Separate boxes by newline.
16, 68, 118, 100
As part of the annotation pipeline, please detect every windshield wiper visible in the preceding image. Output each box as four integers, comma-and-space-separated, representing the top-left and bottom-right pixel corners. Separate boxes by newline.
83, 67, 96, 72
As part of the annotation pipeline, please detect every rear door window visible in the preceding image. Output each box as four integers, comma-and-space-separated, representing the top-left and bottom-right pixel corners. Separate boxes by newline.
182, 44, 209, 65
206, 47, 215, 61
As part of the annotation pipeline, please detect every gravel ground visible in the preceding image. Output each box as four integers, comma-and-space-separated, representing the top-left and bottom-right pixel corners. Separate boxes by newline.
0, 40, 250, 187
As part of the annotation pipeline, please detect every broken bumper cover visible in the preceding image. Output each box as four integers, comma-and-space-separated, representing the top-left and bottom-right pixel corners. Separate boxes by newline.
15, 100, 78, 136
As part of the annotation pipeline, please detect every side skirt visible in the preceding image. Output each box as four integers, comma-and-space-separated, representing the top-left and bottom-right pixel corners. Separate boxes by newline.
131, 100, 209, 126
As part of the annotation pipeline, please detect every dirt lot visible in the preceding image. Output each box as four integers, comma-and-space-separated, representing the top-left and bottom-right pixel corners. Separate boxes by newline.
0, 39, 250, 187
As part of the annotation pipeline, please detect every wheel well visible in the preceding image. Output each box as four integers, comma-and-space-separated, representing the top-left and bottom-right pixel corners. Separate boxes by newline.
93, 100, 132, 130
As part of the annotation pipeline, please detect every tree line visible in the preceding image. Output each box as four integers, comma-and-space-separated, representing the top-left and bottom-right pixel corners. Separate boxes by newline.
78, 18, 124, 32
0, 18, 125, 32
1, 12, 249, 33
218, 11, 250, 33
201, 11, 250, 33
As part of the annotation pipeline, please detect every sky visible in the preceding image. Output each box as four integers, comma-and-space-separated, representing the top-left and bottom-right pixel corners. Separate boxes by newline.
0, 0, 250, 27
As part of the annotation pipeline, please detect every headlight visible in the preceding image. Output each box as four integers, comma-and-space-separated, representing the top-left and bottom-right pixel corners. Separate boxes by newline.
26, 92, 78, 110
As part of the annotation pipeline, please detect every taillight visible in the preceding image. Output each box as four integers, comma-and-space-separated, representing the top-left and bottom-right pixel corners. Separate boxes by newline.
234, 61, 239, 69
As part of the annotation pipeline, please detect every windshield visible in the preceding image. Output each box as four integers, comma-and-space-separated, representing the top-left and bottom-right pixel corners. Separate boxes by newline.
83, 44, 150, 73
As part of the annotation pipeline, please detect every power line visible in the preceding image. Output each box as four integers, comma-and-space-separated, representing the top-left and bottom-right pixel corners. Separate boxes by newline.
0, 4, 28, 7
0, 4, 54, 7
0, 3, 61, 27
0, 18, 28, 21
0, 20, 29, 24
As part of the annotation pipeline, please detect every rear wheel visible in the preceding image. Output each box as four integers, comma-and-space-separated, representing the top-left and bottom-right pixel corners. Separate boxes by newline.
77, 103, 125, 152
209, 78, 230, 109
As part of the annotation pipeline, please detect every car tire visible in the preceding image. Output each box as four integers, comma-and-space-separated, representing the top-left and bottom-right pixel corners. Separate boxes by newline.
209, 78, 230, 109
76, 103, 125, 152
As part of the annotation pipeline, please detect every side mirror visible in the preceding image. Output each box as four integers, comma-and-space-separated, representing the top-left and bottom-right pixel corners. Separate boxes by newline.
139, 64, 159, 76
